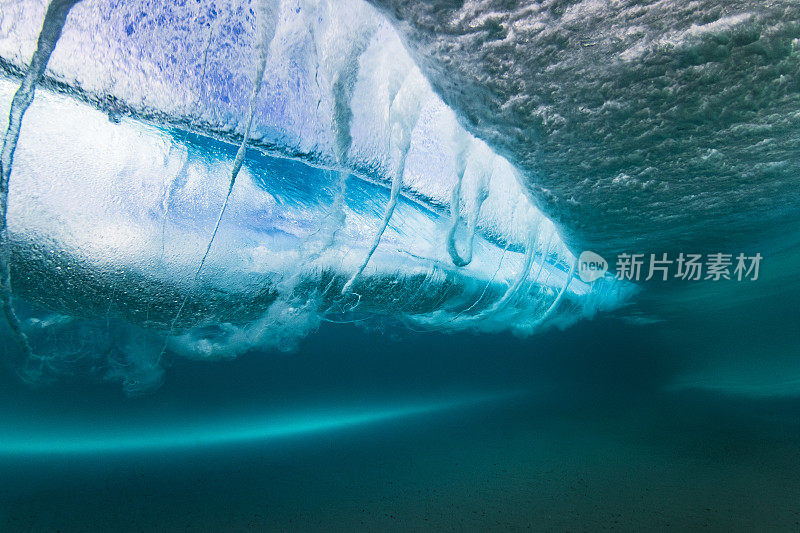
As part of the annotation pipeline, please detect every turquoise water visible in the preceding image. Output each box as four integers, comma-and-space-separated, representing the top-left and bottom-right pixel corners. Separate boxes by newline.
1, 0, 799, 530
2, 313, 799, 529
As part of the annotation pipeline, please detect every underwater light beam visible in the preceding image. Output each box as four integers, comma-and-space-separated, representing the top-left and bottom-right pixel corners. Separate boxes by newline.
0, 392, 523, 455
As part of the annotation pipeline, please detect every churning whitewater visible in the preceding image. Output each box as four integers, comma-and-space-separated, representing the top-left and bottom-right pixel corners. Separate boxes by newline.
0, 0, 631, 392
4, 0, 798, 393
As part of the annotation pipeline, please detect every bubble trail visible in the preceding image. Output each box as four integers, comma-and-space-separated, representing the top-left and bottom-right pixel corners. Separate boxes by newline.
0, 0, 82, 367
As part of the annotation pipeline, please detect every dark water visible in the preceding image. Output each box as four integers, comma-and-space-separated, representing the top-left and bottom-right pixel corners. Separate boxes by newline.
2, 299, 799, 530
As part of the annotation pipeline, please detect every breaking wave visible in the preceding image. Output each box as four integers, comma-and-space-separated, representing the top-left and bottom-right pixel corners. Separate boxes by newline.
0, 1, 627, 393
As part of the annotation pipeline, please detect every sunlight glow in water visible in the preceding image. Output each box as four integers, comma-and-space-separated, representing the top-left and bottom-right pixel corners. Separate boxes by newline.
0, 392, 522, 455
